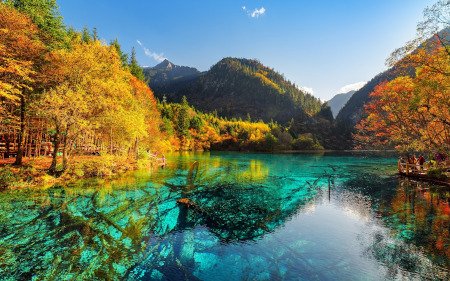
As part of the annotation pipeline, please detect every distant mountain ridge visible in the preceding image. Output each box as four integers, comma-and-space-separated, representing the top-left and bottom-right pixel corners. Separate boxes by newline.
145, 57, 323, 124
336, 70, 400, 127
143, 59, 201, 94
326, 90, 356, 118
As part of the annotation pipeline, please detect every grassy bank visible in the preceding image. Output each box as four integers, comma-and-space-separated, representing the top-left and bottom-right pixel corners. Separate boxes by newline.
0, 155, 160, 190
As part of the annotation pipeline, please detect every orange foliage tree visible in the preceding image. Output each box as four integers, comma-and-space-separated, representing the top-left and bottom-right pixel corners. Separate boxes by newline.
129, 76, 167, 154
0, 4, 46, 163
355, 47, 450, 152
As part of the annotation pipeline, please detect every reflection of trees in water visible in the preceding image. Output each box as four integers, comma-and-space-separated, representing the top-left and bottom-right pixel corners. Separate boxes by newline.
338, 174, 449, 279
0, 159, 321, 280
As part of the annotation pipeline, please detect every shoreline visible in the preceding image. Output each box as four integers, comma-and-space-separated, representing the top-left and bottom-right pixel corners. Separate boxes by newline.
1, 152, 448, 190
0, 155, 161, 190
398, 173, 450, 188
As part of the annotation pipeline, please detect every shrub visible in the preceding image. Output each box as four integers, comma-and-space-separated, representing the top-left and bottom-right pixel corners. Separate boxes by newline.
427, 168, 447, 180
0, 167, 17, 189
292, 133, 324, 150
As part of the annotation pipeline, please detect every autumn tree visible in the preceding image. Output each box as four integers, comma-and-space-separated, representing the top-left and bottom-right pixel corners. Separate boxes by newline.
3, 0, 67, 165
355, 47, 450, 152
0, 3, 46, 164
388, 0, 449, 67
5, 0, 67, 48
129, 76, 165, 156
37, 83, 90, 172
41, 38, 152, 172
357, 1, 449, 153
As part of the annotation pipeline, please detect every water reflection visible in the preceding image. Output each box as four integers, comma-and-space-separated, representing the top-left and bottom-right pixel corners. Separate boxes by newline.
335, 173, 449, 278
0, 152, 448, 280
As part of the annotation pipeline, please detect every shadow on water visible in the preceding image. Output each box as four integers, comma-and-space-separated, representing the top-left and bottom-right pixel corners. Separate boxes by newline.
0, 152, 448, 280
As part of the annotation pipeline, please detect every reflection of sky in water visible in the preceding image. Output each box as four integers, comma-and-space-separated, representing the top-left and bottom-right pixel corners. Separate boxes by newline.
0, 152, 448, 280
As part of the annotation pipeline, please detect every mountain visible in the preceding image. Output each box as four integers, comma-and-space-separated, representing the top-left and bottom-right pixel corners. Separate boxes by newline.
326, 90, 356, 118
336, 70, 399, 127
143, 59, 201, 94
146, 57, 323, 124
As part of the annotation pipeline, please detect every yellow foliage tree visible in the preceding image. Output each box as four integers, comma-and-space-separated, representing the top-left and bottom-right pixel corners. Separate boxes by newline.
40, 38, 160, 172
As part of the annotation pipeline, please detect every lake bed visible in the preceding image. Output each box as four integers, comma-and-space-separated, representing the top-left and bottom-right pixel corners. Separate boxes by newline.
0, 152, 448, 280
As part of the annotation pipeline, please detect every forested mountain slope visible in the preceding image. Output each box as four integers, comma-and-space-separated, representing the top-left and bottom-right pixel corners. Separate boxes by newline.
146, 57, 323, 124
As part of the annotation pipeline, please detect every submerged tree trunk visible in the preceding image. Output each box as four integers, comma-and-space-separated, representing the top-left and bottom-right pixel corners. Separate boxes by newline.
49, 125, 60, 175
14, 96, 25, 165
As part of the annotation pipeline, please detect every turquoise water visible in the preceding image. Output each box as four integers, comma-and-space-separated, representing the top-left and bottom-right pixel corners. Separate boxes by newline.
0, 152, 449, 280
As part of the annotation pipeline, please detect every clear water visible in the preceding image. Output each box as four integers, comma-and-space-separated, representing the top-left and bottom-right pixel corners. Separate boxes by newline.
0, 152, 449, 280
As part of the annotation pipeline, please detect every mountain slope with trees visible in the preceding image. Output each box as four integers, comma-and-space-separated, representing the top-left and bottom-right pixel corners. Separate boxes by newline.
146, 57, 323, 124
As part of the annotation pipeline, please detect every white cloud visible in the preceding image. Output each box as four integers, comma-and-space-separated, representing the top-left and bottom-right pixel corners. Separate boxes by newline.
136, 40, 166, 63
242, 6, 266, 18
338, 81, 367, 93
250, 7, 266, 18
299, 86, 314, 95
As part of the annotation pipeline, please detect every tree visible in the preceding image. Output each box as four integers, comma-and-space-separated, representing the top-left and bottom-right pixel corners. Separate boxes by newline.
92, 27, 98, 41
37, 83, 90, 173
81, 26, 91, 43
189, 115, 203, 131
5, 0, 67, 48
0, 3, 46, 165
357, 1, 449, 153
129, 47, 146, 81
129, 76, 164, 157
176, 96, 190, 147
355, 47, 450, 152
3, 0, 68, 165
0, 4, 44, 101
42, 39, 152, 171
110, 39, 129, 67
387, 0, 449, 67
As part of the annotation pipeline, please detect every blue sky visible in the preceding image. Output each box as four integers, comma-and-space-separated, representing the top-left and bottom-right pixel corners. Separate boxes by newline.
57, 0, 436, 100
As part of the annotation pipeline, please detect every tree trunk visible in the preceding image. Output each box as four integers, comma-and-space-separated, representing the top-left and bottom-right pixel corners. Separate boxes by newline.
49, 125, 60, 175
110, 127, 113, 155
5, 134, 10, 159
14, 96, 25, 165
62, 129, 69, 171
134, 138, 139, 160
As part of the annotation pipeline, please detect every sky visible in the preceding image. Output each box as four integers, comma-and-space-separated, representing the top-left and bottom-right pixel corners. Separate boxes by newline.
57, 0, 436, 101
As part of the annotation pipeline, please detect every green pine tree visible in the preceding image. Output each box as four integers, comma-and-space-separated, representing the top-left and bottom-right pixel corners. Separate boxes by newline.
176, 96, 190, 144
81, 27, 91, 43
129, 47, 146, 81
110, 39, 129, 67
92, 27, 99, 41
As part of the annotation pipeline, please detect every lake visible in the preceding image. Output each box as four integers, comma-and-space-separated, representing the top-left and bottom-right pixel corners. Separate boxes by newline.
0, 152, 449, 280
